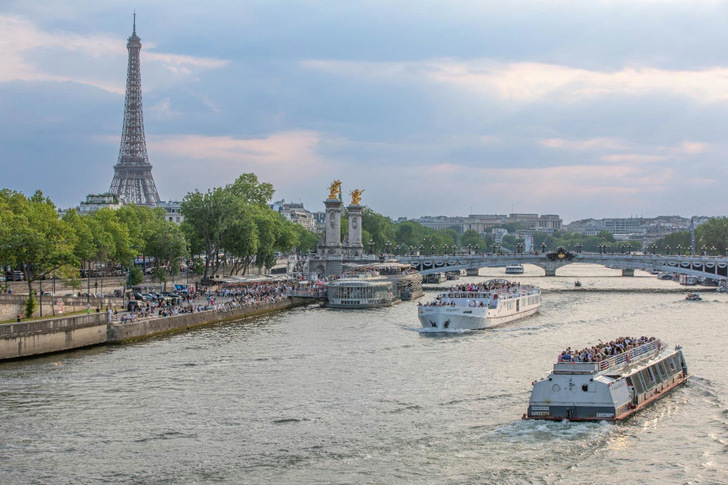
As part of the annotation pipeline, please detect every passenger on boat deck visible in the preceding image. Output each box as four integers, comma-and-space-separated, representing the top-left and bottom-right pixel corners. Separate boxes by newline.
557, 336, 656, 363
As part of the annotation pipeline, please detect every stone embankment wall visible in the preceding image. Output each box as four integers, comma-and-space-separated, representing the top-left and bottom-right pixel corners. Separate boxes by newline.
0, 313, 109, 360
107, 298, 309, 343
0, 295, 121, 321
0, 297, 316, 361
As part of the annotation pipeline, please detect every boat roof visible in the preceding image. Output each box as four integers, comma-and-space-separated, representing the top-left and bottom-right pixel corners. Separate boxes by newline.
329, 277, 392, 287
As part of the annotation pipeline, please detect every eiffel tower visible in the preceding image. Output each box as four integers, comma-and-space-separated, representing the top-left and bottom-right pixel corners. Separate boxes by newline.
109, 14, 161, 206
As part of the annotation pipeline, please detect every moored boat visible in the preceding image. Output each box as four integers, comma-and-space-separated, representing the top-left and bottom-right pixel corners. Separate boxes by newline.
685, 292, 701, 301
417, 279, 541, 330
524, 337, 688, 422
325, 276, 397, 309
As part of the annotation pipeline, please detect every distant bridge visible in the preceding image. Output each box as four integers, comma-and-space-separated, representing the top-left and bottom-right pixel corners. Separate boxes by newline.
394, 252, 728, 281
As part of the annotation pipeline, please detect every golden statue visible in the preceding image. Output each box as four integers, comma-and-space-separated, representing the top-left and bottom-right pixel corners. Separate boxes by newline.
350, 189, 364, 205
328, 180, 342, 200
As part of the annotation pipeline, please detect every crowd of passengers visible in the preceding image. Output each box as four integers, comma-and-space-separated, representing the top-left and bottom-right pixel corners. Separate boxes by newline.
419, 280, 531, 307
557, 336, 657, 363
118, 281, 297, 323
449, 280, 531, 294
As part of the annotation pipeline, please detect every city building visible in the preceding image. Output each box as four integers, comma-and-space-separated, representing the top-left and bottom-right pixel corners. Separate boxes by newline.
271, 200, 317, 232
413, 213, 562, 234
159, 200, 184, 224
78, 193, 126, 215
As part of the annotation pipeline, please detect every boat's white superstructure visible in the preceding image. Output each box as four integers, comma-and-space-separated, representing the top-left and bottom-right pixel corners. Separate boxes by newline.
525, 338, 688, 422
505, 264, 524, 275
417, 279, 541, 330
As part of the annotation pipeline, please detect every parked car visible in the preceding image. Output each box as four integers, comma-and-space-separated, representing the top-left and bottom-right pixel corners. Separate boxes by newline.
161, 292, 181, 304
132, 292, 147, 301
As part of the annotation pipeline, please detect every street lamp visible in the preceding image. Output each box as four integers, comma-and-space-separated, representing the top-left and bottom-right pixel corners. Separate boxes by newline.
541, 242, 546, 254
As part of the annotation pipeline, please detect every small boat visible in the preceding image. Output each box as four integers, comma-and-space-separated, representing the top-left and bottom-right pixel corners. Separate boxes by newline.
525, 338, 688, 422
505, 264, 524, 275
685, 292, 701, 301
574, 281, 582, 288
658, 273, 674, 280
418, 279, 541, 330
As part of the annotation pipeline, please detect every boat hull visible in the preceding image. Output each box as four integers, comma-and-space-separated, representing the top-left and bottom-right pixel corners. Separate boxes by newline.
418, 305, 539, 330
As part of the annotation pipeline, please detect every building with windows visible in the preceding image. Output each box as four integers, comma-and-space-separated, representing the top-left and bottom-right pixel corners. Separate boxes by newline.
271, 200, 317, 232
159, 200, 184, 224
413, 213, 562, 234
78, 193, 126, 215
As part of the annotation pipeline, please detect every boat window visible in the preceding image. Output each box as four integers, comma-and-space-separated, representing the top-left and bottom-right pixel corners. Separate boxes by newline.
647, 366, 658, 384
632, 373, 645, 394
658, 361, 668, 378
639, 369, 653, 389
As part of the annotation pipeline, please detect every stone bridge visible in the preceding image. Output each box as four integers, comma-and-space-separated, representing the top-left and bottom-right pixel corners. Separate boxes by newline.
394, 252, 728, 280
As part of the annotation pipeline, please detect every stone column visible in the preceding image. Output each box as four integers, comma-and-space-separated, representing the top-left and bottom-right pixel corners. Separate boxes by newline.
322, 198, 343, 255
347, 204, 364, 257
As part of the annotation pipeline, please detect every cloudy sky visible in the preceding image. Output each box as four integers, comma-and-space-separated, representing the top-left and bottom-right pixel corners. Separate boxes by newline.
2, 0, 728, 223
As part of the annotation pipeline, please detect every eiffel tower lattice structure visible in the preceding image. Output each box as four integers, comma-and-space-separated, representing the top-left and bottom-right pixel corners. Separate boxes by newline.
109, 14, 161, 206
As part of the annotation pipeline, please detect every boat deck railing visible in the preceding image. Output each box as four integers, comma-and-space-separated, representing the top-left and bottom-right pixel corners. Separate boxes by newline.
553, 340, 663, 374
598, 339, 662, 372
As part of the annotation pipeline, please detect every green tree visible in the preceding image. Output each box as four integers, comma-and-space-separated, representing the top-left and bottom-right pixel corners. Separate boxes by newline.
1, 190, 78, 303
292, 224, 319, 253
362, 208, 396, 253
181, 173, 287, 277
697, 217, 728, 255
145, 220, 188, 290
461, 230, 486, 252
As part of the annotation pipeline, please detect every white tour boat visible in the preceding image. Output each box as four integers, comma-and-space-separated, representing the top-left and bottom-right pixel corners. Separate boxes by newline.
505, 264, 524, 275
524, 338, 688, 422
417, 279, 541, 330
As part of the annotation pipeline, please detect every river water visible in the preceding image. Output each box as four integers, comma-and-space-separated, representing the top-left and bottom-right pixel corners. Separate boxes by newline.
2, 264, 727, 484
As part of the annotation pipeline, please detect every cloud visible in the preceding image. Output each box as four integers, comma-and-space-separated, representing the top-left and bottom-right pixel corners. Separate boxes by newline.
0, 15, 228, 94
303, 58, 728, 103
148, 131, 333, 199
541, 137, 628, 151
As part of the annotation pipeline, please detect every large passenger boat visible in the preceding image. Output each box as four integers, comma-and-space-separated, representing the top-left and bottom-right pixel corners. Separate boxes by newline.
417, 279, 541, 330
524, 337, 688, 422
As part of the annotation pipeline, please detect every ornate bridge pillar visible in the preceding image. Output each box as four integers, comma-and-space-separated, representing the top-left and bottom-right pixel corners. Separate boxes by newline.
319, 198, 343, 254
347, 203, 364, 257
541, 261, 559, 276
